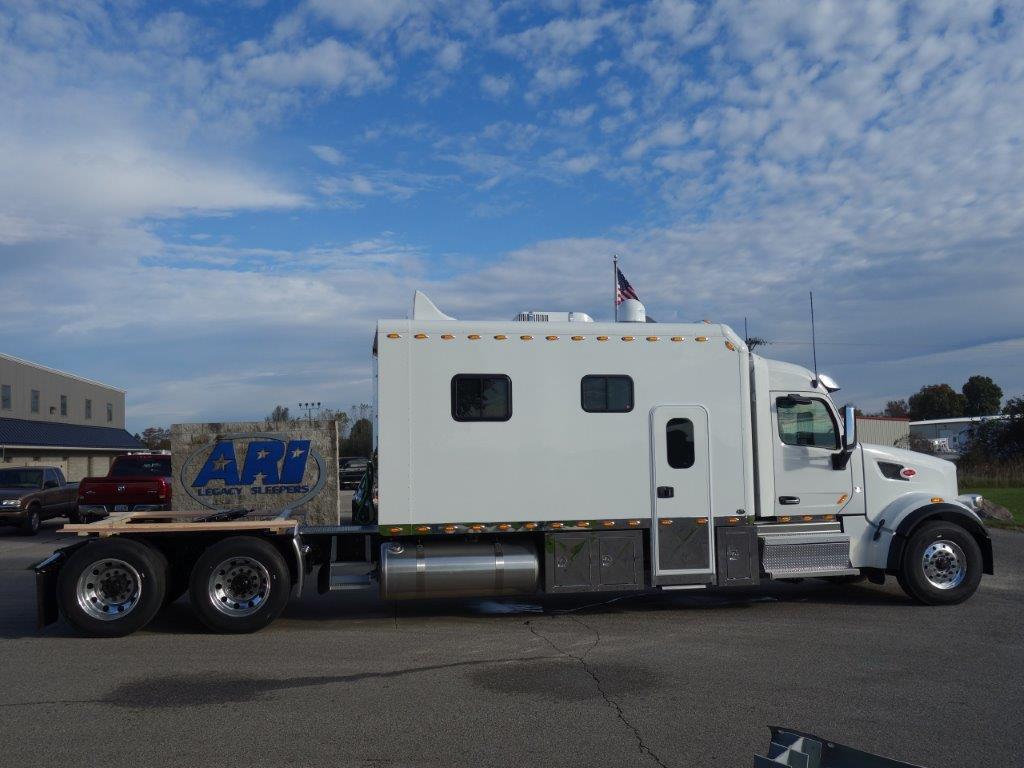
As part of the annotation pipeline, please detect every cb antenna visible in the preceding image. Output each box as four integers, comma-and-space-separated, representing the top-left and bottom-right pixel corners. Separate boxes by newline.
809, 291, 819, 387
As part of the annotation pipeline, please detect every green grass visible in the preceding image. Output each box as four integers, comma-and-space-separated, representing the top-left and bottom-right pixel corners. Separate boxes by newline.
962, 486, 1024, 530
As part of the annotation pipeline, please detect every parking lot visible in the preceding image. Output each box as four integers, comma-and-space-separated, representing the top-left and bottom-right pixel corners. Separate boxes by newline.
0, 520, 1021, 768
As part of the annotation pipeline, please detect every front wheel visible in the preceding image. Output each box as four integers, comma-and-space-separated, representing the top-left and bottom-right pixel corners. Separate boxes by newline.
57, 538, 168, 636
898, 520, 982, 605
18, 507, 41, 536
188, 537, 291, 634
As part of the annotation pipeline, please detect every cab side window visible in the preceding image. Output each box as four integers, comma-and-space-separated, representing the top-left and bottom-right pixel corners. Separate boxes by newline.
776, 397, 838, 449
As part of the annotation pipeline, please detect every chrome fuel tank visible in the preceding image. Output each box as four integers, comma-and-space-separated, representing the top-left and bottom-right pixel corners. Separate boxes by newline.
379, 540, 539, 600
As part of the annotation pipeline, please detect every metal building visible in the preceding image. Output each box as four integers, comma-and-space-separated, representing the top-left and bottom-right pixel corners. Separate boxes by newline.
0, 353, 142, 480
855, 415, 910, 448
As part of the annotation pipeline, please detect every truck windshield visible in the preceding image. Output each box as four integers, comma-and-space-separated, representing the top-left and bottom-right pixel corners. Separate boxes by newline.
109, 458, 171, 477
0, 469, 44, 488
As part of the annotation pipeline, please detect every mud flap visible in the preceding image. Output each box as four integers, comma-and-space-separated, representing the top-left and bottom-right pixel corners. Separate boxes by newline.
31, 542, 87, 631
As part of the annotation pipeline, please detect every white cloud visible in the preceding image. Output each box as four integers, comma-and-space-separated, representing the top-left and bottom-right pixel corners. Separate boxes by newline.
241, 39, 389, 92
529, 65, 584, 96
553, 104, 596, 126
480, 73, 513, 98
310, 145, 345, 165
625, 121, 687, 159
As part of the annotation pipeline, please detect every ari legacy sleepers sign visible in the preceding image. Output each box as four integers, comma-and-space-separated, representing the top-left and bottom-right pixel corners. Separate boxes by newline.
171, 420, 341, 525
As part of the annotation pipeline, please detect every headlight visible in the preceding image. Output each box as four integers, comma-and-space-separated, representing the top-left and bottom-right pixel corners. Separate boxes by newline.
1, 499, 21, 507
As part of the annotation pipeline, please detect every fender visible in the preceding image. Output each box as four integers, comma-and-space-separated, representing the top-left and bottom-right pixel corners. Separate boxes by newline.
884, 502, 994, 575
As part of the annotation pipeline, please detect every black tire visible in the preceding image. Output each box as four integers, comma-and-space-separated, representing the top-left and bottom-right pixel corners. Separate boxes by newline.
18, 506, 41, 536
188, 536, 291, 634
898, 520, 982, 605
57, 538, 168, 636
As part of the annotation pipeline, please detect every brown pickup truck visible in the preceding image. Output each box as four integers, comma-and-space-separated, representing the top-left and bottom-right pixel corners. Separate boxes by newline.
0, 466, 79, 535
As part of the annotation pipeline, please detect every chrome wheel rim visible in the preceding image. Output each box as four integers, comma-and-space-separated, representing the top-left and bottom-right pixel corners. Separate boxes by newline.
208, 557, 271, 617
77, 559, 142, 620
922, 540, 966, 590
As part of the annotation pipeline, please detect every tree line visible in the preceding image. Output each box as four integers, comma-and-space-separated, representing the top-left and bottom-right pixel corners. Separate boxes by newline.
867, 375, 1007, 422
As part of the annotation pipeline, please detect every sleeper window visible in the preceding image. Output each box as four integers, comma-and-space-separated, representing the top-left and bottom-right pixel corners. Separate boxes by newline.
666, 418, 695, 469
581, 375, 634, 413
451, 375, 512, 422
776, 397, 839, 449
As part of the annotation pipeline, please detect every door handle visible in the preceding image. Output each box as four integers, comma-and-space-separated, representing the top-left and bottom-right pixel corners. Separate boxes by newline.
779, 496, 801, 505
657, 486, 674, 499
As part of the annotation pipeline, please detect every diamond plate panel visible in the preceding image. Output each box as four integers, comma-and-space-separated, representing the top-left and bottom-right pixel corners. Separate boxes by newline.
763, 541, 851, 575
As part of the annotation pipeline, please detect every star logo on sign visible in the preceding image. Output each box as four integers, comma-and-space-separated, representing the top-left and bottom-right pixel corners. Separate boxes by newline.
291, 448, 305, 459
212, 456, 233, 471
256, 449, 270, 460
253, 472, 266, 485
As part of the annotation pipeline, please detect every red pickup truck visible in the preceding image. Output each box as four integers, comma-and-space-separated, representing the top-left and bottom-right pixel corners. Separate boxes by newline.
77, 454, 172, 518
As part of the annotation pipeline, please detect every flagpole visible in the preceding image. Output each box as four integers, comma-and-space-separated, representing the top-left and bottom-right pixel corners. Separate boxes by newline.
613, 254, 618, 322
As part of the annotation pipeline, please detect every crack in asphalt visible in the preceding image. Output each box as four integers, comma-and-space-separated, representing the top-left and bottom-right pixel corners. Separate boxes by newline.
526, 616, 670, 768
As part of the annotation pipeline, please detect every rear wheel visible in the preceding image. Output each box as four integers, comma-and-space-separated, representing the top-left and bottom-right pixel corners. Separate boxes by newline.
57, 538, 167, 636
18, 506, 41, 536
898, 520, 982, 605
188, 537, 291, 634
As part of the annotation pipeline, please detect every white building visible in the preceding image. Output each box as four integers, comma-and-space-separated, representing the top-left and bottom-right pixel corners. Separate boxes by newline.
0, 353, 142, 480
909, 415, 1008, 458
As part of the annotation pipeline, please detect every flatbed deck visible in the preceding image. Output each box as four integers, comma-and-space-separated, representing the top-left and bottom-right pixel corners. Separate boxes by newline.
62, 509, 301, 536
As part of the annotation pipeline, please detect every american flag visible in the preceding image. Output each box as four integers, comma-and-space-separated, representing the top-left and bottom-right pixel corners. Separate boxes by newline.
615, 267, 639, 306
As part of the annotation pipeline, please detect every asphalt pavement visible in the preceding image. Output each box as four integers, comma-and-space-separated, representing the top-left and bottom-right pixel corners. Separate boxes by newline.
0, 517, 1021, 768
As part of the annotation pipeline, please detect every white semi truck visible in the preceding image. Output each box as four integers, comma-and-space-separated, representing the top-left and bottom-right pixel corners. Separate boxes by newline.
34, 292, 993, 636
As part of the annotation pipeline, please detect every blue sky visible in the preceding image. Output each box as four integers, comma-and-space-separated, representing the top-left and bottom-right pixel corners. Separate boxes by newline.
0, 0, 1022, 433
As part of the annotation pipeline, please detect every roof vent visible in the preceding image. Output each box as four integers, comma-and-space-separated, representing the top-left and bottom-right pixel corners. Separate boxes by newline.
618, 299, 646, 322
514, 311, 594, 323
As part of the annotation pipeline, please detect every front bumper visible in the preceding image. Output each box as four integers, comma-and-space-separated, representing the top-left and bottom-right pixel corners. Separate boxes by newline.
0, 505, 27, 522
78, 503, 168, 516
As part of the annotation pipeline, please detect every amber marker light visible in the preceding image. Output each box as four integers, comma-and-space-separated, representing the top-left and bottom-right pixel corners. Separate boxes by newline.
546, 335, 559, 341
386, 333, 401, 339
802, 515, 813, 522
824, 514, 835, 521
724, 341, 736, 351
931, 497, 944, 503
414, 333, 428, 339
621, 335, 635, 342
441, 334, 454, 340
670, 336, 684, 342
646, 336, 659, 342
520, 335, 533, 340
602, 520, 615, 527
659, 519, 674, 526
388, 527, 402, 534
597, 335, 609, 341
837, 494, 848, 505
468, 334, 481, 340
498, 523, 511, 531
416, 526, 430, 533
443, 525, 457, 533
696, 517, 708, 525
779, 516, 791, 523
470, 524, 485, 531
627, 519, 641, 527
494, 334, 508, 340
695, 336, 708, 342
728, 516, 740, 524
571, 335, 584, 341
524, 522, 538, 530
577, 521, 591, 528
550, 522, 564, 529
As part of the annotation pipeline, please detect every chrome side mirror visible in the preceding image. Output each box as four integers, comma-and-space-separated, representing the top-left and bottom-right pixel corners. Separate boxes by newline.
843, 405, 857, 450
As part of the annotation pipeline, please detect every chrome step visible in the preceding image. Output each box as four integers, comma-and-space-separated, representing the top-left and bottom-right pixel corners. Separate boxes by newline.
759, 532, 858, 578
319, 561, 377, 592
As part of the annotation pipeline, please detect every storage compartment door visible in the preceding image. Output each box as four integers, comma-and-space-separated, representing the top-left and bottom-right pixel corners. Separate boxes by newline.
650, 405, 714, 584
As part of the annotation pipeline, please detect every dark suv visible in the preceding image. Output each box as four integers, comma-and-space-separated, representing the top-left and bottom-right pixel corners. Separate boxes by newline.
339, 457, 369, 490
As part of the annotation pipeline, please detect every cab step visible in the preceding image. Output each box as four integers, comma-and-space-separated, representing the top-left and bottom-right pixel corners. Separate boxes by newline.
759, 532, 858, 579
318, 561, 376, 592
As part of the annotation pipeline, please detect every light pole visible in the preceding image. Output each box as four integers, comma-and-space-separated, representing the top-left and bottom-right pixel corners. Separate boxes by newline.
298, 401, 322, 424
